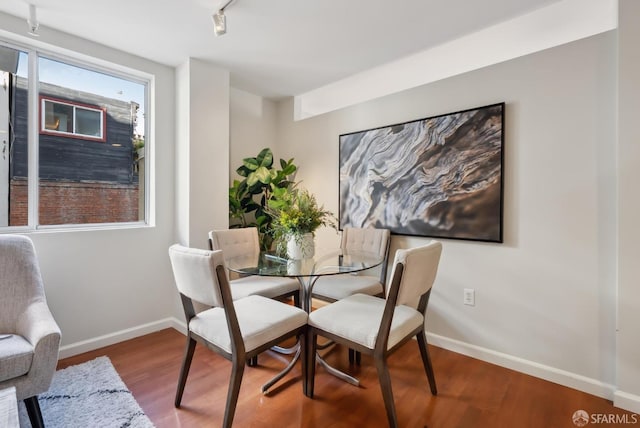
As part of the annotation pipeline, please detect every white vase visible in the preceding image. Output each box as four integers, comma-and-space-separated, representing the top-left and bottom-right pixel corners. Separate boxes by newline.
287, 233, 315, 260
287, 259, 302, 275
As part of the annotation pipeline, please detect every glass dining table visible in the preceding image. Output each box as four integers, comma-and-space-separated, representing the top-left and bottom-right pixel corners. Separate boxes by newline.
226, 248, 383, 392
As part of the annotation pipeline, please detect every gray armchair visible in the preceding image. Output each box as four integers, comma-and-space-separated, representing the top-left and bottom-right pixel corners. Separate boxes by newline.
0, 235, 61, 428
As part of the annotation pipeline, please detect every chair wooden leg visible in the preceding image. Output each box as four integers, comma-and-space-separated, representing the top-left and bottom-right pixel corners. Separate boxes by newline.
417, 332, 438, 395
24, 396, 44, 428
294, 291, 301, 308
374, 355, 398, 428
305, 330, 317, 398
175, 336, 197, 407
223, 357, 246, 428
247, 355, 258, 366
300, 331, 308, 396
348, 349, 362, 365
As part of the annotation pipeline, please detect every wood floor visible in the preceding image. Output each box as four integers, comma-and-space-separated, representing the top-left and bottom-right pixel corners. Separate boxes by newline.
58, 328, 631, 428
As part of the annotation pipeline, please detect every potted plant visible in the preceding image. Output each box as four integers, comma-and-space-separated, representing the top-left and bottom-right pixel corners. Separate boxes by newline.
268, 186, 337, 259
229, 148, 297, 251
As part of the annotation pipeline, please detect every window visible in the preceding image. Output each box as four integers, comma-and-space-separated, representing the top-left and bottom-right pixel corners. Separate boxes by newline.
41, 97, 105, 141
0, 42, 149, 229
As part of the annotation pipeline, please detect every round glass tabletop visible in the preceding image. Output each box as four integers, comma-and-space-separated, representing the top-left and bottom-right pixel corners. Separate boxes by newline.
225, 249, 383, 278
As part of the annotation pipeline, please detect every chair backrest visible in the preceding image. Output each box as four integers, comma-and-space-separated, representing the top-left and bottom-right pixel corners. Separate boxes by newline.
0, 235, 46, 331
388, 241, 442, 308
209, 228, 260, 260
168, 244, 226, 308
341, 227, 389, 255
341, 227, 391, 284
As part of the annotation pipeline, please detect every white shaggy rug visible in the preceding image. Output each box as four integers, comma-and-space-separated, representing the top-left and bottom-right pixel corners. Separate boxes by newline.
18, 356, 155, 428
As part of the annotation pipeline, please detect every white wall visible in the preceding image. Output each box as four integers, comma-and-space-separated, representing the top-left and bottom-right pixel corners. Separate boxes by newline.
276, 32, 619, 398
615, 0, 640, 413
229, 88, 278, 182
0, 12, 179, 355
175, 58, 230, 250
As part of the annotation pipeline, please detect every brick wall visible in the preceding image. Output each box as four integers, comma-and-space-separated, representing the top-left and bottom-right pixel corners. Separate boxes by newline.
9, 178, 140, 226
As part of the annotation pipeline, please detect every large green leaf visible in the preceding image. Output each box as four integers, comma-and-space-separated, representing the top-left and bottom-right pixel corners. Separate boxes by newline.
236, 165, 251, 177
242, 158, 259, 171
247, 166, 272, 186
280, 159, 297, 176
255, 214, 269, 227
256, 148, 274, 168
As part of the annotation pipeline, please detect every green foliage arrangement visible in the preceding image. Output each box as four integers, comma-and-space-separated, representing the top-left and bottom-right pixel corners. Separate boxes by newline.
228, 148, 297, 250
267, 186, 337, 255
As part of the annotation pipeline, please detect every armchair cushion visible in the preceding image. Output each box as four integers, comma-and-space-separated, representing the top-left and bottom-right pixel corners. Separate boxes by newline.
0, 335, 34, 382
308, 293, 423, 350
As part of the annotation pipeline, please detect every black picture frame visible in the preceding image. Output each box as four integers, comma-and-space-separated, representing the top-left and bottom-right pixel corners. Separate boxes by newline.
339, 102, 504, 243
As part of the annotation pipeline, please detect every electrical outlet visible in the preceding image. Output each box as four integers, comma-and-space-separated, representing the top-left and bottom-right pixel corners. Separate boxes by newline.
463, 288, 475, 306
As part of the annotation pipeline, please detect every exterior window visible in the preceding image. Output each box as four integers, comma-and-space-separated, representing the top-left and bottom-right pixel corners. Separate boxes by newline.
0, 43, 149, 229
41, 97, 105, 141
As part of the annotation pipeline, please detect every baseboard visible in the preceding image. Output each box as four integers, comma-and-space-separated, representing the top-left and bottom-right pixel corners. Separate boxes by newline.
59, 317, 185, 359
614, 390, 640, 414
426, 332, 615, 401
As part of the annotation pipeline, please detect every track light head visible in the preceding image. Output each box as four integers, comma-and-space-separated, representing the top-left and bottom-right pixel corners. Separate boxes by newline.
27, 4, 39, 37
212, 10, 226, 36
212, 0, 235, 36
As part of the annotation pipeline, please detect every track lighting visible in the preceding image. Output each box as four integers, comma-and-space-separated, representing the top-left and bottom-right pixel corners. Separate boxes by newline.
27, 4, 39, 37
212, 10, 226, 36
212, 0, 235, 37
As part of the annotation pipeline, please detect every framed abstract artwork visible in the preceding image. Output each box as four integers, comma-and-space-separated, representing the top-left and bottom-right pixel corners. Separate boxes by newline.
339, 102, 504, 243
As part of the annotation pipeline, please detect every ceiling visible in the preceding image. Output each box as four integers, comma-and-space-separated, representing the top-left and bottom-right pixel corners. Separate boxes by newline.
0, 0, 562, 99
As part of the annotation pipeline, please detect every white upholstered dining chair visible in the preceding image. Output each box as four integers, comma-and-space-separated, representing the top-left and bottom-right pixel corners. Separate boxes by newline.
306, 241, 442, 428
311, 227, 390, 363
169, 244, 308, 428
311, 227, 390, 302
209, 228, 300, 305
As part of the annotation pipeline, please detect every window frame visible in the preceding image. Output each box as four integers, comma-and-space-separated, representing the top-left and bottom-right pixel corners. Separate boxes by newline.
0, 39, 153, 233
39, 95, 107, 142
